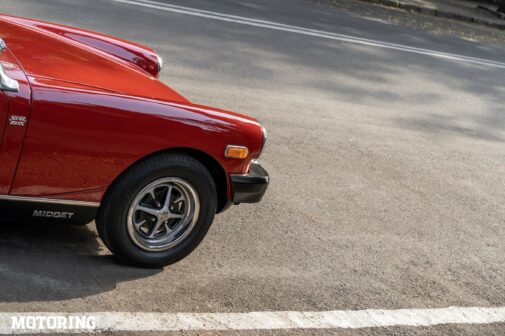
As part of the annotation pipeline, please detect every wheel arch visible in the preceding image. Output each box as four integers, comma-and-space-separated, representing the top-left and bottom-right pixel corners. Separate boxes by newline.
102, 147, 230, 214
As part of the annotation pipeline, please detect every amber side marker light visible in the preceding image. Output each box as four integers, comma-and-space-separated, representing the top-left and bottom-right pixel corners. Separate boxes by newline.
225, 145, 249, 159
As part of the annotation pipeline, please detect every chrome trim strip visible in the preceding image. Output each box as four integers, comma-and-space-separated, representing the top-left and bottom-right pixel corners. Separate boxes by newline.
0, 195, 100, 207
156, 54, 163, 74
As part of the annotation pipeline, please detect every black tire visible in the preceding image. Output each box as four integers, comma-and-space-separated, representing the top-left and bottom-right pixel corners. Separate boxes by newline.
96, 152, 217, 268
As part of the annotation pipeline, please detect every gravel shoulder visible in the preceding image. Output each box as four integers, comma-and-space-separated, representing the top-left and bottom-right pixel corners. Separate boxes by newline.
307, 0, 505, 48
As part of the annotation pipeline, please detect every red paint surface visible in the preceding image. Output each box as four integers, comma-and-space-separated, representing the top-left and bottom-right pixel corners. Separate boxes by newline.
0, 16, 264, 203
0, 15, 186, 102
5, 15, 162, 77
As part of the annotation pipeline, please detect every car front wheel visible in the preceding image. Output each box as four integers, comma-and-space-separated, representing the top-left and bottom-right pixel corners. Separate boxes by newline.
96, 152, 217, 268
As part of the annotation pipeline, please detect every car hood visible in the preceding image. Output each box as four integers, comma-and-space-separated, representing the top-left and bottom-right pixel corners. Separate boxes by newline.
0, 15, 188, 103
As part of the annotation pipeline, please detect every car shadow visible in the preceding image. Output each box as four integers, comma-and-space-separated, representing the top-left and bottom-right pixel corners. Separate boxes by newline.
0, 221, 161, 302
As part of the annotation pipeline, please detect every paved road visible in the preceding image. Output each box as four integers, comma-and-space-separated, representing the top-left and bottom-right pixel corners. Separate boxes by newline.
0, 0, 505, 334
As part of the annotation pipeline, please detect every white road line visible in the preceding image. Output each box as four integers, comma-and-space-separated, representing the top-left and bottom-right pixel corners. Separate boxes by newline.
112, 0, 505, 69
1, 307, 505, 333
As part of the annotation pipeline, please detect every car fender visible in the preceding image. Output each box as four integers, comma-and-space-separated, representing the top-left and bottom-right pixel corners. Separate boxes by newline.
10, 81, 263, 203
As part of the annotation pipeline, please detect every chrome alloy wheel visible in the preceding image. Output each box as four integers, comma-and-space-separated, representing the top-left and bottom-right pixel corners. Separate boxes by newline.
127, 177, 200, 252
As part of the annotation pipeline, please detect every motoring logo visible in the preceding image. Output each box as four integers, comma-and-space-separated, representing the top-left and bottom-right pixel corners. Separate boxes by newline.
11, 315, 96, 331
33, 210, 75, 219
9, 115, 26, 126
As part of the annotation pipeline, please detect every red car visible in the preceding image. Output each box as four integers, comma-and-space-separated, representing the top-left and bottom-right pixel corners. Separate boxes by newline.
0, 15, 269, 268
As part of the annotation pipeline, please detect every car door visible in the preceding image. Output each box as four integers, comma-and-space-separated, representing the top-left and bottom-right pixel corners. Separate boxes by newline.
0, 42, 31, 195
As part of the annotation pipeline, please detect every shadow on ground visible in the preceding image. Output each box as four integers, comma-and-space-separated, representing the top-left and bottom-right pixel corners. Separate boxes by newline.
0, 221, 160, 302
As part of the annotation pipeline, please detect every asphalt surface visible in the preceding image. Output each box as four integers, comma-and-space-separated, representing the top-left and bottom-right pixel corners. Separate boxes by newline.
0, 0, 505, 334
